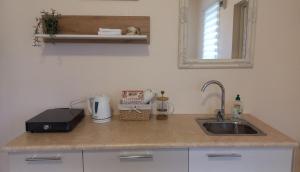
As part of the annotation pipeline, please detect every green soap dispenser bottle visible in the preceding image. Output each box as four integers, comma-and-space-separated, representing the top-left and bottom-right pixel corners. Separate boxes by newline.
232, 94, 243, 119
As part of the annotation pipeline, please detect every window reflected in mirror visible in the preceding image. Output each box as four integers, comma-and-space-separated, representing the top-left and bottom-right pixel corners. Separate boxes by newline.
187, 0, 249, 60
202, 2, 220, 59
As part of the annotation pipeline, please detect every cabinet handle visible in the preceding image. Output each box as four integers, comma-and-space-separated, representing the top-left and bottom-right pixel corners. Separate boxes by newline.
207, 153, 242, 158
119, 154, 153, 161
25, 156, 62, 162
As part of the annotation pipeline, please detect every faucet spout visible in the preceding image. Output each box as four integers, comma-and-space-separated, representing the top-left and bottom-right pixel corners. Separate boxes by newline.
201, 80, 225, 121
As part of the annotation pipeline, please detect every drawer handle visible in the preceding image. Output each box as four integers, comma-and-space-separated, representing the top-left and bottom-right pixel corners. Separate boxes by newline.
119, 154, 153, 161
25, 156, 62, 162
207, 153, 242, 158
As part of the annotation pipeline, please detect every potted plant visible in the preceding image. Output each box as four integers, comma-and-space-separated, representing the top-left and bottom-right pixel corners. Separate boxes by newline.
33, 9, 61, 46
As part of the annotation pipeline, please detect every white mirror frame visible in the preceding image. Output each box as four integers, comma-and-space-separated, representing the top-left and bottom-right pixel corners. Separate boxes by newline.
178, 0, 257, 69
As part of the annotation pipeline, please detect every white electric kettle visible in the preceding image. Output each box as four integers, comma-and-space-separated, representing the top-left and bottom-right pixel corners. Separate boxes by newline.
88, 95, 111, 123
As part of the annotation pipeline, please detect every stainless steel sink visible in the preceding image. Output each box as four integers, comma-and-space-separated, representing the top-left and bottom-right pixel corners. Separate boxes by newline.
196, 118, 266, 136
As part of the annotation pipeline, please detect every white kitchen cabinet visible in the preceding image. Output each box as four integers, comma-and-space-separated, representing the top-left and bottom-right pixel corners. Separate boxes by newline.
8, 151, 83, 172
83, 149, 188, 172
189, 147, 294, 172
7, 147, 294, 172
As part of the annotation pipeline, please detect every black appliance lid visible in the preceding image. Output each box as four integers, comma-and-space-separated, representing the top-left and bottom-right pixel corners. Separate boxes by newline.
26, 108, 83, 123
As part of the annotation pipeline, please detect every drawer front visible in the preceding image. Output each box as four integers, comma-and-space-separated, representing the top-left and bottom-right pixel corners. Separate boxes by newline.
84, 149, 188, 172
189, 147, 293, 172
9, 151, 83, 172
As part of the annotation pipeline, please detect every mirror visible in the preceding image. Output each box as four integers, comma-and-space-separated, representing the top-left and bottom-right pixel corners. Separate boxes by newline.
178, 0, 257, 68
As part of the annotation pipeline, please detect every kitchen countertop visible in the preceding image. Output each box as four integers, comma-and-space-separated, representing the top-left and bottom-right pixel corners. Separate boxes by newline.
2, 114, 298, 152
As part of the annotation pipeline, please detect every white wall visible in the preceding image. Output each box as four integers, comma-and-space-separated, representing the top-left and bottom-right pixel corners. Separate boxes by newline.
188, 0, 202, 58
218, 0, 241, 58
0, 0, 299, 172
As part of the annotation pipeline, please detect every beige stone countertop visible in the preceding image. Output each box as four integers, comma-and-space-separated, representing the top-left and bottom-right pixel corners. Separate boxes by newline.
2, 114, 298, 152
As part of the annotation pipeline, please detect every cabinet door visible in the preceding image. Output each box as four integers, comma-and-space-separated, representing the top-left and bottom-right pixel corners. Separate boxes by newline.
189, 147, 293, 172
84, 149, 188, 172
9, 151, 83, 172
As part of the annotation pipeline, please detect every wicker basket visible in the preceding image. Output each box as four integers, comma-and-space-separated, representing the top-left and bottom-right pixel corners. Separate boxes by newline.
118, 103, 152, 121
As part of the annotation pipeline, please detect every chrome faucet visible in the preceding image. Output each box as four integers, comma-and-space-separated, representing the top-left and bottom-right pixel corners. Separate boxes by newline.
201, 80, 225, 121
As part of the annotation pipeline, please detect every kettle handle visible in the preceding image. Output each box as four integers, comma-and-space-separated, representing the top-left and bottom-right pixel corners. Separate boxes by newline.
87, 98, 94, 115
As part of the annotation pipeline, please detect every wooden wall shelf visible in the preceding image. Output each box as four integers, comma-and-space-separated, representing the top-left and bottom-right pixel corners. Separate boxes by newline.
38, 16, 150, 44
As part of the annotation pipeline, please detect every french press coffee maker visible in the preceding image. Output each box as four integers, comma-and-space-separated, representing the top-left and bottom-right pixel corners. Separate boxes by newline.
156, 91, 174, 120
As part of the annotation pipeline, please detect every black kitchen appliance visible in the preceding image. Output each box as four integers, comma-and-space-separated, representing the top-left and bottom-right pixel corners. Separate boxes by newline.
26, 108, 84, 132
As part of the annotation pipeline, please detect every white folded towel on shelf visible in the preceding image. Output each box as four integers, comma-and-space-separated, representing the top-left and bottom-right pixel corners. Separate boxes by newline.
99, 28, 122, 32
98, 28, 122, 36
98, 32, 122, 36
